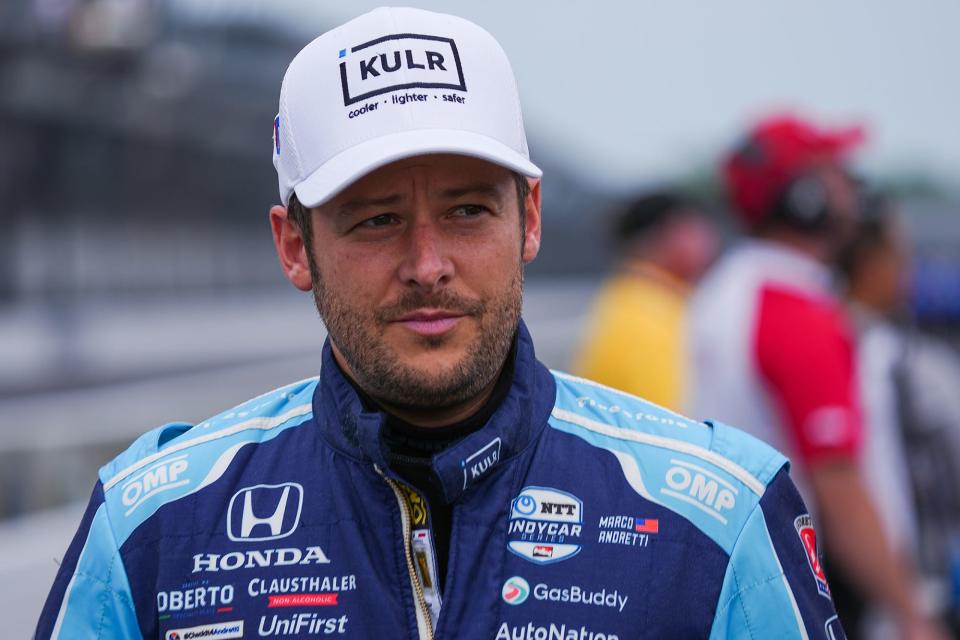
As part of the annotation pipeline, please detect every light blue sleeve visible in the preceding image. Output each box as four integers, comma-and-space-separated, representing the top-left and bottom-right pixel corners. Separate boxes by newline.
36, 484, 142, 639
710, 498, 808, 638
710, 469, 846, 639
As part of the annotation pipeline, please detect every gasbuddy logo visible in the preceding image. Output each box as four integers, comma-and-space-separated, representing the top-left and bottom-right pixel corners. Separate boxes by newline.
533, 582, 628, 613
339, 33, 466, 106
507, 486, 583, 564
661, 459, 737, 524
501, 576, 530, 605
165, 620, 243, 640
502, 577, 628, 613
227, 483, 303, 542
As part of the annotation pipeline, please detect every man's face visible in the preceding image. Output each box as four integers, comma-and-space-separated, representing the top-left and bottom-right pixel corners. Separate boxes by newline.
275, 154, 541, 414
657, 211, 719, 284
816, 163, 861, 244
864, 216, 911, 313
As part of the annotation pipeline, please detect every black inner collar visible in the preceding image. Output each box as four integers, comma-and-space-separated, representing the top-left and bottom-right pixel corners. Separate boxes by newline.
334, 335, 518, 595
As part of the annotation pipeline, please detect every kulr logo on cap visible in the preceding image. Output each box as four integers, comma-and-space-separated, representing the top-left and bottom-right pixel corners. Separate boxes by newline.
339, 34, 466, 106
272, 7, 540, 209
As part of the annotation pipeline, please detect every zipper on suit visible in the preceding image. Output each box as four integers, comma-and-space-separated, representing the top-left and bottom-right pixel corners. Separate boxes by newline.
381, 472, 435, 640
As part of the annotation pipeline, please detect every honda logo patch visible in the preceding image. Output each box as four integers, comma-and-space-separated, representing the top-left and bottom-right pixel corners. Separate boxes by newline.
227, 483, 303, 542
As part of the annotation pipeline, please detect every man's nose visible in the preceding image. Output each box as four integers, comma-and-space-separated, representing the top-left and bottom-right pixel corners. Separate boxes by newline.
397, 220, 454, 290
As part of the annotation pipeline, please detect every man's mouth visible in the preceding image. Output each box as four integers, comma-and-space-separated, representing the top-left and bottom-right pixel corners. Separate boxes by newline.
392, 309, 467, 337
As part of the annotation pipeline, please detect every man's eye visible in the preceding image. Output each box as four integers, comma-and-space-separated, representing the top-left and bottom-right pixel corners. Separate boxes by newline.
360, 214, 396, 228
452, 205, 486, 218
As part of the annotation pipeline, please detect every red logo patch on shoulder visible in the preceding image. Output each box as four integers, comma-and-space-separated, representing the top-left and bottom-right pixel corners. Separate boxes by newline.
795, 514, 831, 599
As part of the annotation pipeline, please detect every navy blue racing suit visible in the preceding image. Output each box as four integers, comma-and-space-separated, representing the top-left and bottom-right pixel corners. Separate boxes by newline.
38, 321, 845, 639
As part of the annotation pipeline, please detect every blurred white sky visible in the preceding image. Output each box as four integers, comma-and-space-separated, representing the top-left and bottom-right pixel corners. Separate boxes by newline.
183, 0, 960, 191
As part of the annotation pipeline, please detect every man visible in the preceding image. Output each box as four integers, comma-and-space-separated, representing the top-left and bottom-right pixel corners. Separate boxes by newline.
686, 115, 942, 639
573, 191, 717, 410
39, 10, 844, 639
840, 199, 960, 635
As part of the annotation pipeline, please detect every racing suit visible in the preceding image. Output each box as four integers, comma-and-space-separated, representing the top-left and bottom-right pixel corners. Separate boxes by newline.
38, 321, 844, 639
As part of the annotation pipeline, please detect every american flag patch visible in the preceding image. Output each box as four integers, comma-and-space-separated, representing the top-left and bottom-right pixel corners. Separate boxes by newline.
634, 518, 659, 534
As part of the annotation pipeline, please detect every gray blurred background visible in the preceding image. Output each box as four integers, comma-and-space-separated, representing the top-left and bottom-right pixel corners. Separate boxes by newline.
2, 0, 959, 635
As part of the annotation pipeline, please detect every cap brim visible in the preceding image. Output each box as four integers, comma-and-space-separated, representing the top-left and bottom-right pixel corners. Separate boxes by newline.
818, 125, 866, 155
293, 128, 542, 208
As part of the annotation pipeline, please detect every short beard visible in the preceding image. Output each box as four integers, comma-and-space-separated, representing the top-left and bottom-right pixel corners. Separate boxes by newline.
309, 260, 522, 412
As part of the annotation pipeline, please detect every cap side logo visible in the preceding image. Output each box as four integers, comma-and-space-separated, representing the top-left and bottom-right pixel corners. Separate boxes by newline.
273, 116, 281, 155
339, 33, 466, 106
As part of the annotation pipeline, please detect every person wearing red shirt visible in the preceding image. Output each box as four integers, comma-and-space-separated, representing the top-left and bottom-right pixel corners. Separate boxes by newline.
686, 115, 945, 640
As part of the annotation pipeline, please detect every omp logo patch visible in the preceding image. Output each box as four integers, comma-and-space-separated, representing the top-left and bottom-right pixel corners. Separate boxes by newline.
661, 459, 737, 524
121, 454, 189, 517
795, 514, 831, 599
339, 34, 465, 105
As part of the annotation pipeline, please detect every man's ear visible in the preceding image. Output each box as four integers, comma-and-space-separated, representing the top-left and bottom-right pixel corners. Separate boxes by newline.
521, 178, 542, 264
269, 204, 313, 291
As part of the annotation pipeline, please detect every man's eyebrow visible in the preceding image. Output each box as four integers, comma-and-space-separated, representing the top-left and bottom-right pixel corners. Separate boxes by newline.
335, 194, 403, 216
439, 182, 507, 201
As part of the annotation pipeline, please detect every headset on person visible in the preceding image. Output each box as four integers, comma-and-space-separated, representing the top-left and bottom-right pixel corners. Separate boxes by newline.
731, 136, 835, 232
770, 173, 833, 231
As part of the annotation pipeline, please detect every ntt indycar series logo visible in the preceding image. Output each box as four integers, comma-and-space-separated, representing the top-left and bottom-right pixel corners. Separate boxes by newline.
339, 34, 466, 106
507, 486, 583, 564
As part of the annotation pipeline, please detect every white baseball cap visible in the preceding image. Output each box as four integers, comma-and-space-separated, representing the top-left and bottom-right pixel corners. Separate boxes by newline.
272, 6, 541, 208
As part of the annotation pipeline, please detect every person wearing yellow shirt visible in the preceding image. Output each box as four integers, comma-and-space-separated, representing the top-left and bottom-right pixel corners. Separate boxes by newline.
572, 191, 718, 410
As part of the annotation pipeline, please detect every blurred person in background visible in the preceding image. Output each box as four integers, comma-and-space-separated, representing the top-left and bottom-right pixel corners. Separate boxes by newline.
572, 190, 718, 410
686, 114, 945, 639
37, 8, 849, 639
839, 195, 960, 636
